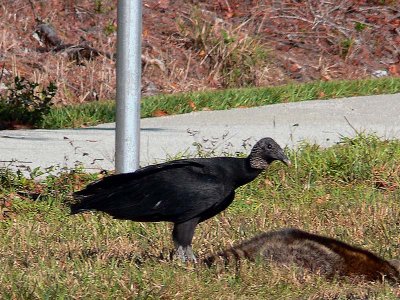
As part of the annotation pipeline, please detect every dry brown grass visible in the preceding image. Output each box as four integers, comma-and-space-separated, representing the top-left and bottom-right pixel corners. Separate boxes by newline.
0, 1, 116, 105
1, 0, 399, 107
1, 135, 400, 298
1, 191, 400, 299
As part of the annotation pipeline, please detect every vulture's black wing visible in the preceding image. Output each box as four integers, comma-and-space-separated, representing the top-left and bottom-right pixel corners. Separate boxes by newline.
71, 159, 231, 223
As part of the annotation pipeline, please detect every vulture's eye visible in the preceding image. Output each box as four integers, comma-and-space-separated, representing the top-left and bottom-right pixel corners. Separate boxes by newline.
267, 144, 272, 149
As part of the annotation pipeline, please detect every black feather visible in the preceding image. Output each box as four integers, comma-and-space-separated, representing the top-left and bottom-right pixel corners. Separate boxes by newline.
70, 137, 289, 261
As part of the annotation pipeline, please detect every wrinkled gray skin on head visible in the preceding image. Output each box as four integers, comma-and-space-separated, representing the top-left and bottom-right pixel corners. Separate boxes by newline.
249, 137, 291, 169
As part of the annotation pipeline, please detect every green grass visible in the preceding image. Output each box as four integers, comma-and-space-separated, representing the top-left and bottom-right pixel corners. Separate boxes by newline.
41, 77, 400, 128
1, 134, 400, 299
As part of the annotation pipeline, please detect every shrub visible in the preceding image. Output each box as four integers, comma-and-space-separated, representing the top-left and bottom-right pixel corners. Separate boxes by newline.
0, 76, 57, 128
177, 9, 268, 88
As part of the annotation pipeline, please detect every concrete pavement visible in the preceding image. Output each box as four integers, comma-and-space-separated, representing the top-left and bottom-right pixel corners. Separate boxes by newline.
1, 93, 399, 175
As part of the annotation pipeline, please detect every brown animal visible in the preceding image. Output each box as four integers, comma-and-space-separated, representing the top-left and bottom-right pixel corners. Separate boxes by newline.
204, 228, 400, 282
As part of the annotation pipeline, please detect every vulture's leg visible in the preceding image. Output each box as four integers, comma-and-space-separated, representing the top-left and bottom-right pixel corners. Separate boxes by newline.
172, 218, 199, 262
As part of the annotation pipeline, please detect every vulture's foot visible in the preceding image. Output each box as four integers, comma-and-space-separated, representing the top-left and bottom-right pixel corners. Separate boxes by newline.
174, 245, 197, 263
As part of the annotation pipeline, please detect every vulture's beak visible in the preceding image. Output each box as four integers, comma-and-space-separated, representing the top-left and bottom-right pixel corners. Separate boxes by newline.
279, 152, 291, 166
282, 157, 291, 166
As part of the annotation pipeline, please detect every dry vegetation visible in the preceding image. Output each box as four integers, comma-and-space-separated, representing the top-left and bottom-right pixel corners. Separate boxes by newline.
1, 1, 400, 297
1, 0, 399, 106
1, 135, 400, 298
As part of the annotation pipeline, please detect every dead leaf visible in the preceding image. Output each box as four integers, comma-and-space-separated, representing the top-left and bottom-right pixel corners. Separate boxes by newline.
1, 199, 11, 208
225, 10, 234, 19
264, 178, 273, 187
0, 199, 12, 220
289, 63, 302, 73
143, 28, 149, 38
158, 0, 169, 9
188, 100, 197, 111
316, 194, 331, 204
152, 109, 169, 117
389, 64, 400, 76
321, 74, 331, 81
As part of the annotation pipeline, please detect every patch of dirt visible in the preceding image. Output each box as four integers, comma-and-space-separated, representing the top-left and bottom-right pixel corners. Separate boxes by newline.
0, 0, 399, 106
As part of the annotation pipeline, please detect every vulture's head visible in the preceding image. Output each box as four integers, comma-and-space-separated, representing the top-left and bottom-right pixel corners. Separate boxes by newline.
249, 137, 291, 169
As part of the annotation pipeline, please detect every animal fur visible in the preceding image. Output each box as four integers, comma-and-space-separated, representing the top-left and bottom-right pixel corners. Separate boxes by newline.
204, 228, 400, 282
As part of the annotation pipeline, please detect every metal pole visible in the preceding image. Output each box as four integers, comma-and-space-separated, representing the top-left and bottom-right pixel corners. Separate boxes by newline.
115, 0, 142, 173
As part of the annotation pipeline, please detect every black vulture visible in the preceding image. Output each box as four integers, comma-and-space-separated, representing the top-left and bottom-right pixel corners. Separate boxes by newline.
71, 137, 290, 261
